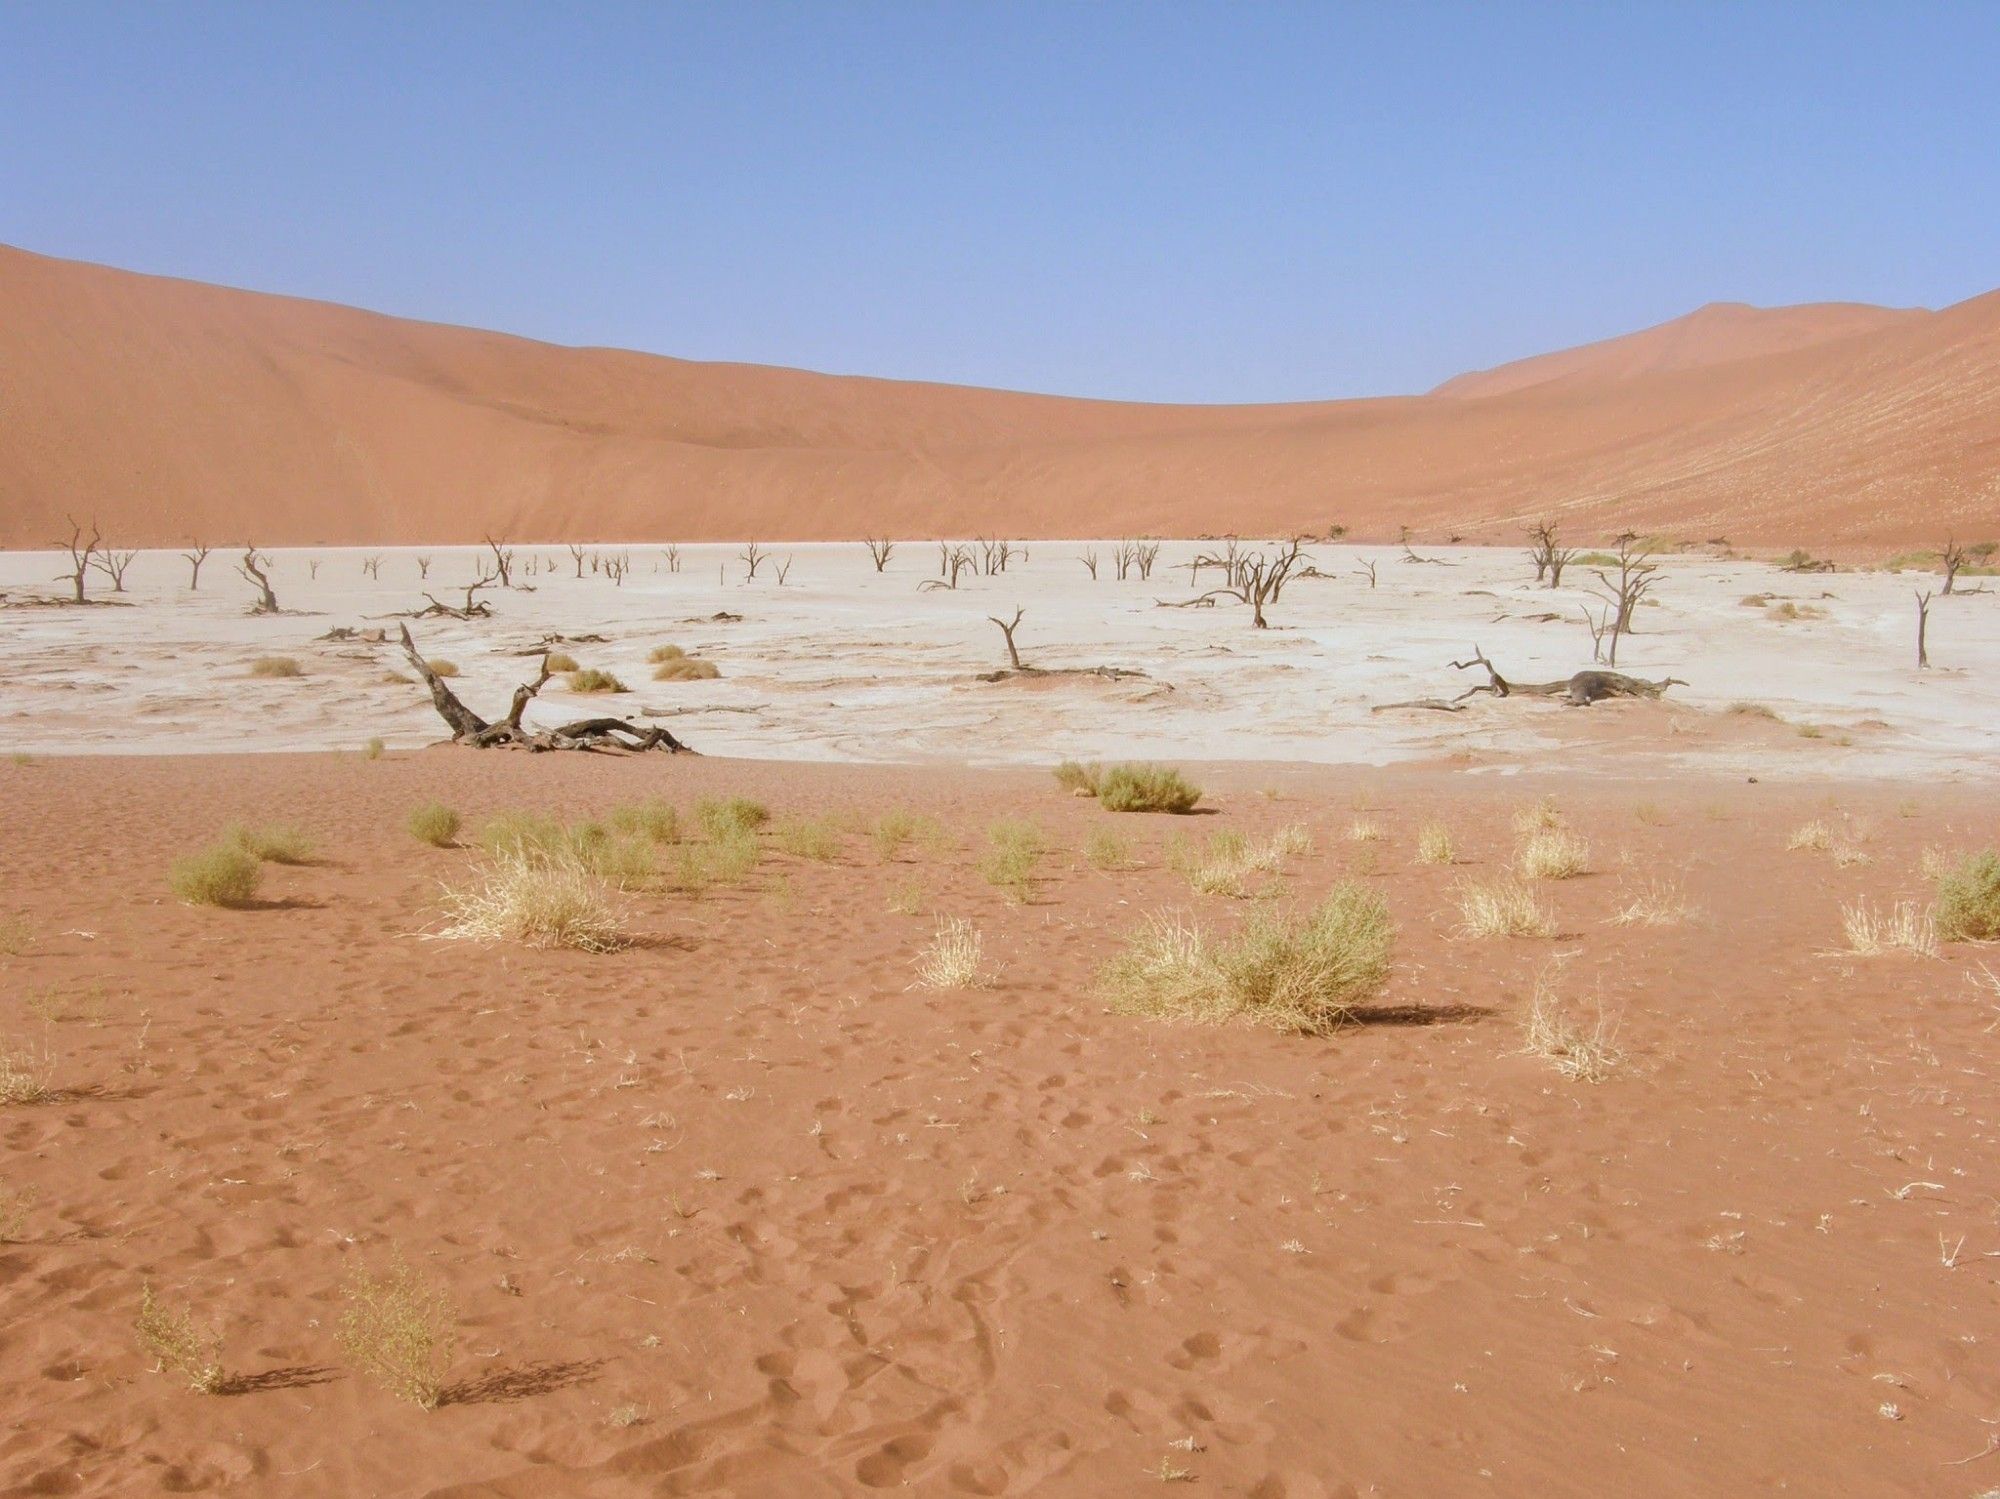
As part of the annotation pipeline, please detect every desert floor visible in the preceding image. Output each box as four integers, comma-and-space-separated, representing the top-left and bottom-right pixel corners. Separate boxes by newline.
2, 750, 1997, 1497
2, 542, 1995, 777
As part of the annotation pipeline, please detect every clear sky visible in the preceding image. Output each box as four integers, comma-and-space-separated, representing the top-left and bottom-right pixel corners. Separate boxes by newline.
3, 3, 1995, 403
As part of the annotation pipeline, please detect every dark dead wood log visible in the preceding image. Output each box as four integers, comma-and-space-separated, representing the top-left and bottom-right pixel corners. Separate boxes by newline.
397, 624, 694, 753
1439, 645, 1685, 706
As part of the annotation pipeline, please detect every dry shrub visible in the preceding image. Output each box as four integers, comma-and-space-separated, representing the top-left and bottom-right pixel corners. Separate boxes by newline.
249, 656, 302, 679
1345, 818, 1383, 843
1932, 850, 2000, 942
913, 916, 986, 989
1415, 822, 1456, 865
1096, 764, 1201, 814
567, 668, 627, 693
1610, 876, 1695, 928
1177, 825, 1308, 898
694, 797, 769, 838
1519, 969, 1620, 1082
226, 822, 314, 865
542, 651, 579, 673
1839, 898, 1939, 958
425, 658, 460, 678
1083, 826, 1132, 870
0, 1041, 54, 1104
1098, 883, 1392, 1034
0, 1185, 33, 1241
0, 916, 32, 957
338, 1252, 456, 1409
1454, 878, 1555, 938
169, 845, 262, 908
407, 803, 462, 848
647, 643, 688, 663
1514, 829, 1588, 880
1053, 760, 1103, 797
653, 656, 720, 681
1510, 797, 1562, 835
136, 1285, 226, 1393
1787, 819, 1833, 852
774, 815, 843, 861
434, 851, 625, 951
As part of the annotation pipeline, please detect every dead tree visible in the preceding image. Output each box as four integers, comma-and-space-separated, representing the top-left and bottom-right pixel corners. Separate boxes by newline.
413, 569, 496, 619
987, 607, 1027, 670
92, 546, 137, 592
1916, 590, 1933, 668
740, 543, 767, 582
604, 555, 627, 587
1585, 535, 1660, 665
416, 554, 433, 580
775, 555, 794, 586
484, 535, 515, 587
936, 540, 952, 577
1407, 645, 1685, 709
362, 555, 382, 580
1526, 522, 1577, 588
568, 543, 587, 579
1941, 537, 1997, 595
1187, 539, 1307, 627
663, 544, 681, 573
182, 541, 212, 590
1191, 540, 1242, 587
1079, 548, 1100, 580
1113, 540, 1137, 581
1355, 559, 1378, 589
397, 624, 692, 753
53, 515, 101, 603
237, 547, 280, 614
919, 545, 976, 591
1134, 542, 1160, 581
863, 537, 895, 572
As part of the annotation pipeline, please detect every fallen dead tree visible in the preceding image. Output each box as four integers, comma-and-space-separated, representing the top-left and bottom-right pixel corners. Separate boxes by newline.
398, 624, 693, 753
1373, 645, 1685, 712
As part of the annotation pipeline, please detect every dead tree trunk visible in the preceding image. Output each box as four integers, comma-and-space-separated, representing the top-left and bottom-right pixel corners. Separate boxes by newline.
397, 624, 694, 752
988, 608, 1026, 669
54, 515, 101, 603
1080, 548, 1100, 579
1916, 590, 1932, 668
182, 542, 212, 590
484, 535, 515, 587
238, 547, 279, 613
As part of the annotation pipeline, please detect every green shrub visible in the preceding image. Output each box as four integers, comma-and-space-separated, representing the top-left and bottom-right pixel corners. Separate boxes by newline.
1096, 764, 1201, 814
1933, 850, 2000, 942
407, 804, 462, 848
169, 845, 262, 907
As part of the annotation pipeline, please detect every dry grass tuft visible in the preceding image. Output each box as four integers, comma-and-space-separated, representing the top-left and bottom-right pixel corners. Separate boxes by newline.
1454, 878, 1556, 939
338, 1252, 457, 1409
1095, 764, 1202, 814
1514, 828, 1589, 880
1053, 760, 1103, 797
0, 1184, 34, 1241
1175, 826, 1309, 898
0, 1041, 55, 1104
886, 878, 924, 915
1099, 884, 1392, 1034
608, 798, 681, 845
1415, 822, 1456, 865
1725, 700, 1781, 720
407, 803, 463, 848
1839, 899, 1939, 958
361, 737, 386, 760
169, 845, 262, 908
567, 668, 628, 694
226, 822, 314, 865
871, 809, 920, 861
1510, 797, 1563, 835
774, 815, 843, 861
542, 651, 579, 673
1610, 876, 1696, 928
136, 1285, 227, 1393
425, 658, 460, 678
913, 916, 987, 989
1931, 850, 2000, 942
434, 851, 626, 951
1344, 818, 1384, 843
653, 656, 721, 681
694, 797, 769, 838
1083, 826, 1132, 870
1519, 969, 1621, 1082
979, 819, 1045, 901
647, 643, 688, 663
249, 655, 303, 679
1787, 819, 1833, 851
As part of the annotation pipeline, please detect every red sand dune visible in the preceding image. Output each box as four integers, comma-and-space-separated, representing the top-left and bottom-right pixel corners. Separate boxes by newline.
2, 243, 1997, 550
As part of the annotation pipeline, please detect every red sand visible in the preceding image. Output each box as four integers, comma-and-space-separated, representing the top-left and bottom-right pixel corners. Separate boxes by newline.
3, 751, 1997, 1495
4, 244, 1997, 551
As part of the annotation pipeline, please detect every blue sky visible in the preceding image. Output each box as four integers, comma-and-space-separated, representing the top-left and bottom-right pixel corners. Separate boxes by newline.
2, 3, 1995, 402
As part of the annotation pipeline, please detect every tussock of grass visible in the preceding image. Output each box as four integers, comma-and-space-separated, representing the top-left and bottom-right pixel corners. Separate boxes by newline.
1787, 819, 1833, 851
361, 737, 386, 760
1510, 797, 1563, 835
774, 815, 842, 861
136, 1285, 226, 1393
567, 668, 627, 693
1415, 822, 1456, 865
663, 826, 762, 894
695, 797, 769, 838
407, 803, 462, 848
609, 798, 681, 844
249, 656, 302, 678
1053, 760, 1103, 797
0, 1042, 54, 1104
1610, 876, 1695, 928
1098, 884, 1392, 1034
425, 658, 460, 678
1519, 970, 1620, 1082
886, 878, 924, 915
542, 652, 579, 673
1839, 899, 1939, 958
1726, 700, 1781, 720
434, 851, 625, 950
653, 656, 720, 681
1175, 825, 1309, 898
226, 822, 314, 865
169, 845, 262, 908
979, 819, 1045, 902
1454, 878, 1555, 939
1083, 826, 1132, 870
1514, 828, 1588, 880
1345, 818, 1383, 843
338, 1252, 456, 1410
1094, 763, 1201, 814
913, 916, 986, 989
1931, 850, 2000, 942
647, 644, 688, 663
871, 809, 920, 861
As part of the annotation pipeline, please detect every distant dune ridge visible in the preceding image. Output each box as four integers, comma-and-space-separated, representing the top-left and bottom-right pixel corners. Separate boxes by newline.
1, 242, 1996, 549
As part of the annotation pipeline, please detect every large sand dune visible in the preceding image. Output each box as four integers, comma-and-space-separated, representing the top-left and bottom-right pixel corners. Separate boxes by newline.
2, 243, 1997, 549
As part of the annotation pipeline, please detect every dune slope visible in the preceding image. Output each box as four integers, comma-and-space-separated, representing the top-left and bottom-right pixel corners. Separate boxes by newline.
2, 243, 1996, 548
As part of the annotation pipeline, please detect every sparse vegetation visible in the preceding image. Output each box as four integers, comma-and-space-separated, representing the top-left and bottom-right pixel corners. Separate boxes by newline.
1454, 878, 1555, 939
1083, 826, 1132, 870
337, 1251, 457, 1409
1345, 818, 1384, 843
1415, 822, 1456, 865
1519, 969, 1620, 1081
1510, 797, 1562, 835
913, 916, 986, 989
435, 851, 626, 951
979, 819, 1045, 901
871, 809, 920, 861
653, 655, 720, 681
1611, 876, 1695, 928
1053, 760, 1103, 797
1098, 883, 1393, 1034
248, 655, 302, 679
0, 1041, 54, 1104
168, 844, 263, 908
694, 797, 769, 838
408, 803, 463, 848
1514, 828, 1589, 880
361, 736, 386, 760
609, 799, 681, 845
1839, 898, 1939, 958
135, 1285, 227, 1394
567, 668, 628, 694
1173, 825, 1309, 898
0, 1184, 33, 1241
543, 651, 579, 673
226, 822, 314, 865
774, 815, 843, 861
647, 643, 688, 663
1931, 850, 2000, 942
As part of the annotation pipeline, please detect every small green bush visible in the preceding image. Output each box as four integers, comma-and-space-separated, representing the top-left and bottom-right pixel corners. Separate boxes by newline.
169, 845, 263, 907
1095, 764, 1201, 814
408, 803, 462, 847
1933, 850, 2000, 942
